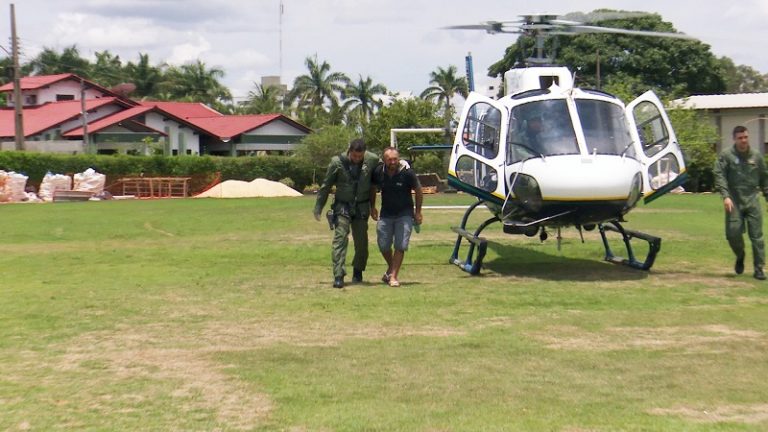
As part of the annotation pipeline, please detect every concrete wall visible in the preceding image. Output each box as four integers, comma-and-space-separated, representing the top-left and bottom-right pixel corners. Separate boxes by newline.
1, 140, 84, 153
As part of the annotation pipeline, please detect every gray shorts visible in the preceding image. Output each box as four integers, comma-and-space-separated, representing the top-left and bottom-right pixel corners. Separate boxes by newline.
377, 215, 413, 252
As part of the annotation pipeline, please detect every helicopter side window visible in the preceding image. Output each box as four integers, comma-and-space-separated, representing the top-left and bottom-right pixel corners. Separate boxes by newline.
648, 154, 681, 190
456, 155, 497, 193
507, 100, 578, 164
462, 102, 501, 159
576, 100, 635, 157
633, 101, 669, 158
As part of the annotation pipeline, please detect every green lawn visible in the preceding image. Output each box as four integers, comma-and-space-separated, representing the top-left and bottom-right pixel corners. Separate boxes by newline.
1, 193, 767, 431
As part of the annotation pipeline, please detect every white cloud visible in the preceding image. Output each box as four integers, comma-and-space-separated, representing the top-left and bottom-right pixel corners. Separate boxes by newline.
167, 35, 212, 65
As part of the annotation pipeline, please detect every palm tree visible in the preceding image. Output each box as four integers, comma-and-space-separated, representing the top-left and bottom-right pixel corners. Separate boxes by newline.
159, 60, 232, 105
91, 50, 125, 87
341, 75, 387, 132
243, 83, 283, 114
28, 45, 91, 78
289, 55, 349, 118
420, 65, 469, 142
125, 53, 162, 98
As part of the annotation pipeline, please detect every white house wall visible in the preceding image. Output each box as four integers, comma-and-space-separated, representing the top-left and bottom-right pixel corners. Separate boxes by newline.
9, 80, 111, 107
144, 112, 200, 155
237, 119, 307, 152
706, 108, 768, 153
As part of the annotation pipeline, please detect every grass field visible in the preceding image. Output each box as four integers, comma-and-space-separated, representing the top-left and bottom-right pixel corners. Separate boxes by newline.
1, 193, 767, 431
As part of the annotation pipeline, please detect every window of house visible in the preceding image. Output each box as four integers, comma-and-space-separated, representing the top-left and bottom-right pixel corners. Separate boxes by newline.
56, 94, 75, 101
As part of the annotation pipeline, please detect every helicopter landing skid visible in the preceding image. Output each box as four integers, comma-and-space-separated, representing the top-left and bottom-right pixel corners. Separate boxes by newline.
598, 221, 661, 270
450, 200, 499, 275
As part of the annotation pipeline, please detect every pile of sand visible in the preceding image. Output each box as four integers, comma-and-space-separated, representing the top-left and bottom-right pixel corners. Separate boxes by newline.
195, 178, 302, 198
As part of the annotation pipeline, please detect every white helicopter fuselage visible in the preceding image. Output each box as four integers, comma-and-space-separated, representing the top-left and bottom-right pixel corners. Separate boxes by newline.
448, 66, 685, 230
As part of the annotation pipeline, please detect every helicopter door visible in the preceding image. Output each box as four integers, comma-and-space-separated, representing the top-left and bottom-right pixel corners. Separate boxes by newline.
449, 93, 508, 202
625, 91, 687, 204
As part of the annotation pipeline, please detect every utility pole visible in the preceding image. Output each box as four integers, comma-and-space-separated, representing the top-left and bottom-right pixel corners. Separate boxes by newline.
80, 78, 89, 153
10, 3, 24, 151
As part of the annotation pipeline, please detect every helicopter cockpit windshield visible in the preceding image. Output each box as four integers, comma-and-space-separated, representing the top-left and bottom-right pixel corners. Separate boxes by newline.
507, 100, 578, 164
575, 99, 635, 158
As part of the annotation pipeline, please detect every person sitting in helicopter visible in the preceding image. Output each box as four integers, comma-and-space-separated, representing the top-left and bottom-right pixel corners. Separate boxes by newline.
524, 114, 544, 149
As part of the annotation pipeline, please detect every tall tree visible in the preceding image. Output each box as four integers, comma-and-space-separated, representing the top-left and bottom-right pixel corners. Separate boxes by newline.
91, 50, 125, 87
289, 55, 349, 126
364, 98, 443, 153
419, 65, 468, 142
341, 75, 387, 132
489, 11, 726, 98
125, 53, 163, 98
159, 60, 231, 105
242, 82, 283, 114
718, 56, 768, 93
27, 45, 91, 77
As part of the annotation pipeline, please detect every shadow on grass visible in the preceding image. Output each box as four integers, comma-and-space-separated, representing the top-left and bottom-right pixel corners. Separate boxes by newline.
481, 241, 649, 282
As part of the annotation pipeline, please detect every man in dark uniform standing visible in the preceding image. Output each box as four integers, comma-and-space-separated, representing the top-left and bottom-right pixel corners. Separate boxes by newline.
370, 146, 423, 287
713, 125, 768, 280
314, 139, 379, 288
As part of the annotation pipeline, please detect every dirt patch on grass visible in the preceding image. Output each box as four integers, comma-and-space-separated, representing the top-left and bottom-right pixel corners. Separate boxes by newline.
652, 272, 753, 289
530, 324, 766, 352
649, 404, 768, 424
52, 319, 466, 429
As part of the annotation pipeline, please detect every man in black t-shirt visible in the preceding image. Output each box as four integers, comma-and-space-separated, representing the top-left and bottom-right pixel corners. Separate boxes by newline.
370, 147, 423, 287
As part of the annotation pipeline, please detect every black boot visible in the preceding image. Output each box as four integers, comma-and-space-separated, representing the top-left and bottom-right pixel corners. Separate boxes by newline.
352, 269, 363, 283
735, 254, 745, 275
754, 268, 766, 280
333, 277, 344, 288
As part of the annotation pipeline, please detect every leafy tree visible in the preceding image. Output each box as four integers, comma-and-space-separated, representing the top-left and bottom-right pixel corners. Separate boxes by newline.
419, 65, 468, 142
159, 60, 231, 105
27, 45, 91, 77
718, 57, 768, 93
341, 75, 387, 132
125, 53, 163, 98
668, 108, 718, 192
289, 56, 349, 126
364, 97, 443, 154
91, 50, 126, 87
242, 82, 284, 114
295, 124, 357, 183
489, 11, 726, 98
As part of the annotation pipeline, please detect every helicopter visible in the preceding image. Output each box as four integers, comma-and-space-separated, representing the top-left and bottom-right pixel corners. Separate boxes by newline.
444, 12, 692, 275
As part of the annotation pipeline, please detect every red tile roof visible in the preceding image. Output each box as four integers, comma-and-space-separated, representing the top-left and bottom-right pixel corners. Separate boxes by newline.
0, 73, 74, 91
0, 74, 130, 101
139, 101, 223, 118
186, 114, 282, 139
63, 105, 159, 137
0, 98, 124, 138
138, 102, 309, 139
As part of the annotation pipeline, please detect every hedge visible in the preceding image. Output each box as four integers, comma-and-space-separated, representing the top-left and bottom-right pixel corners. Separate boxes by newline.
0, 152, 315, 194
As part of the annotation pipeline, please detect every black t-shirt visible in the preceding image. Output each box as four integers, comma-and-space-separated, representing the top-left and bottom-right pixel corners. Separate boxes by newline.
373, 165, 420, 218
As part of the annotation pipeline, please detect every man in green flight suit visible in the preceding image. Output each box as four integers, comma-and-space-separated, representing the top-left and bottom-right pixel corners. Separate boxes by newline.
713, 125, 768, 280
314, 139, 379, 288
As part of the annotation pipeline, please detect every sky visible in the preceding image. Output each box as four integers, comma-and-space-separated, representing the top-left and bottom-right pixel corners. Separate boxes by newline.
3, 0, 768, 102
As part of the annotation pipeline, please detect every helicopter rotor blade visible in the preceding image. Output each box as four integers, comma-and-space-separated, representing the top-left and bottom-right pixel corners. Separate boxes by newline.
443, 22, 521, 34
565, 24, 695, 39
559, 11, 651, 24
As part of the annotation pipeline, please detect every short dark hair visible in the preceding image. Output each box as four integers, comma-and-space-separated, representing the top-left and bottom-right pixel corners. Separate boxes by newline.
733, 125, 748, 137
382, 146, 398, 157
348, 138, 366, 153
